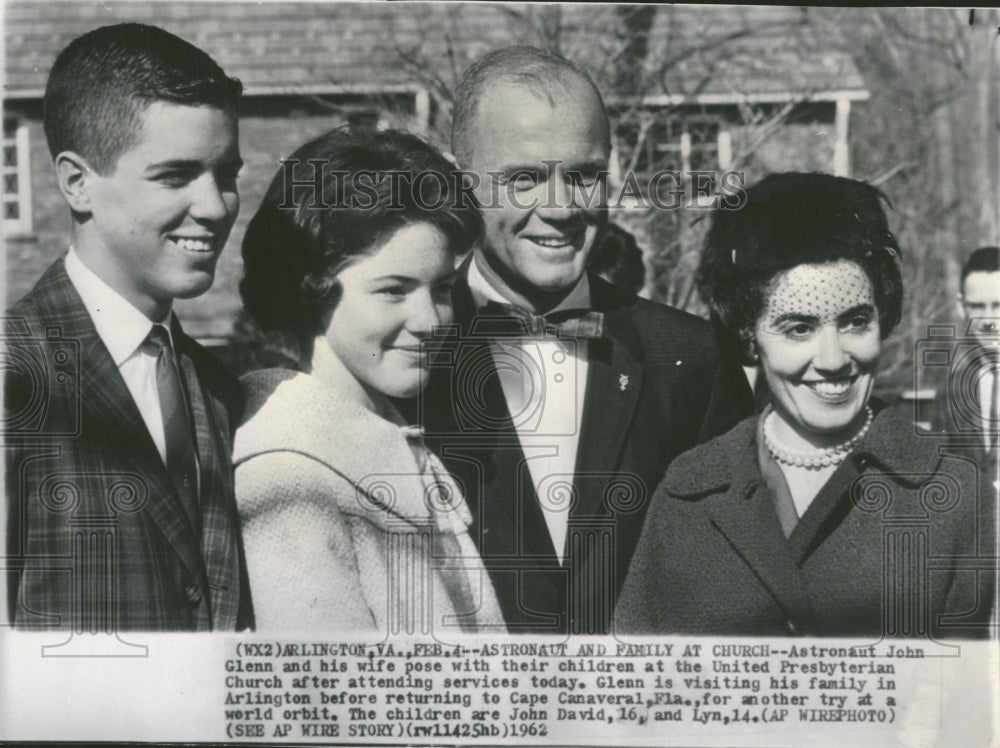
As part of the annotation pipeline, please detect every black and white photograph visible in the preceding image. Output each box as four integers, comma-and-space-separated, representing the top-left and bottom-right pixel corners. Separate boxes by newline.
1, 1, 998, 744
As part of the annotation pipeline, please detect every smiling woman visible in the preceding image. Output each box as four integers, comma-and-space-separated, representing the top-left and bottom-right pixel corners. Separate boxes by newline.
233, 127, 504, 633
615, 172, 995, 638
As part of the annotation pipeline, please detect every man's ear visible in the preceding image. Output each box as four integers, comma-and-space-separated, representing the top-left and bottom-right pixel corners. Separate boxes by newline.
54, 151, 96, 213
956, 292, 968, 320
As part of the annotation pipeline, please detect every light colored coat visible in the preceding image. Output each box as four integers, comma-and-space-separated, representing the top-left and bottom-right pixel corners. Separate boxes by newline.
234, 368, 504, 634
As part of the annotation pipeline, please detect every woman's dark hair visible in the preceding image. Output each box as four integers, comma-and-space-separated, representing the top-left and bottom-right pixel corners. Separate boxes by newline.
240, 127, 483, 344
588, 222, 645, 296
697, 172, 903, 364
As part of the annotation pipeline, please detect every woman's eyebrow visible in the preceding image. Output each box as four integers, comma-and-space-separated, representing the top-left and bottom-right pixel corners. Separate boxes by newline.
835, 303, 876, 320
366, 274, 417, 285
770, 311, 819, 325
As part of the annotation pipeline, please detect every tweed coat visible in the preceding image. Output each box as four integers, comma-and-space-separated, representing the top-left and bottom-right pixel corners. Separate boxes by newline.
234, 369, 505, 634
615, 408, 996, 638
4, 258, 253, 631
418, 269, 754, 634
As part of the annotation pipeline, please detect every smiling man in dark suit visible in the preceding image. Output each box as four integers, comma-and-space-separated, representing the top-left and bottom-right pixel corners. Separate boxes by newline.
4, 23, 252, 631
419, 46, 753, 634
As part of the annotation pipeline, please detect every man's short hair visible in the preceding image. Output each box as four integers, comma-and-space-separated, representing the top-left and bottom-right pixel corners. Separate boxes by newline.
450, 45, 609, 166
43, 23, 242, 174
961, 246, 1000, 287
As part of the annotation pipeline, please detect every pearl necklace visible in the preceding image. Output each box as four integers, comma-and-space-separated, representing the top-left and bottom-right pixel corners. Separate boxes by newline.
763, 406, 873, 468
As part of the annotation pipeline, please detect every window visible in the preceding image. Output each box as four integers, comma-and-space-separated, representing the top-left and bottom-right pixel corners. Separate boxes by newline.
615, 111, 725, 206
618, 115, 721, 173
3, 114, 32, 236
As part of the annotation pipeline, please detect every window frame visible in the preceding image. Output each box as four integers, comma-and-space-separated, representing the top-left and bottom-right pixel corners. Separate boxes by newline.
3, 113, 33, 237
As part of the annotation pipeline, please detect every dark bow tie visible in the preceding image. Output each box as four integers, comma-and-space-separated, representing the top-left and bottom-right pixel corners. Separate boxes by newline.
478, 300, 605, 340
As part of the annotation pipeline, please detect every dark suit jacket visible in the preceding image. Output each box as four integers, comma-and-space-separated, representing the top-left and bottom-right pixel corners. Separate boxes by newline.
615, 408, 995, 638
921, 344, 1000, 480
4, 259, 253, 631
418, 270, 753, 633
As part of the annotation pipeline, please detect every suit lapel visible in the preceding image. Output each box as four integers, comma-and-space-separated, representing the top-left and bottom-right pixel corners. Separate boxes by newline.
786, 463, 859, 565
36, 263, 207, 587
788, 407, 947, 566
483, 435, 559, 559
449, 277, 558, 561
696, 433, 819, 629
175, 329, 240, 629
943, 347, 996, 461
707, 482, 819, 630
572, 304, 644, 520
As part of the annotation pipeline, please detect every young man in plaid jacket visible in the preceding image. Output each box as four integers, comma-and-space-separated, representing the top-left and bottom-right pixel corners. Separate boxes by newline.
4, 23, 253, 631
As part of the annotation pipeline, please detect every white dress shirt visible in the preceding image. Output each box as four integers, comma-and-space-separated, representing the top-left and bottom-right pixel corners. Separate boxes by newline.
65, 248, 172, 465
971, 347, 1000, 627
467, 257, 590, 563
977, 358, 999, 451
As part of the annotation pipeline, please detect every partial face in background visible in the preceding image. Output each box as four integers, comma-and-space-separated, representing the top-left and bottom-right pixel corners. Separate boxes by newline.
755, 260, 881, 449
324, 222, 456, 401
462, 79, 610, 310
959, 271, 1000, 347
78, 102, 242, 320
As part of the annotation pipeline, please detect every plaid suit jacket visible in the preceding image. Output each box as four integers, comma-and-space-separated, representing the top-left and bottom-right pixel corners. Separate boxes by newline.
4, 258, 253, 631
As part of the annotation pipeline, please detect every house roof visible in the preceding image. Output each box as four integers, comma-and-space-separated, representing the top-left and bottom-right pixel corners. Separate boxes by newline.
3, 1, 867, 102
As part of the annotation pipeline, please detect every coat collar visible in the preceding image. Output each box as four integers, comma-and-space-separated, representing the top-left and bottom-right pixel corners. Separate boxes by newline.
587, 273, 645, 360
235, 369, 441, 530
659, 404, 947, 634
665, 405, 945, 499
851, 404, 946, 482
664, 417, 758, 497
665, 416, 820, 628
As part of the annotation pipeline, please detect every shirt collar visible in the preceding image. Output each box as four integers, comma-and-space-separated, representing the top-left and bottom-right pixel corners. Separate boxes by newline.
467, 253, 591, 314
64, 247, 173, 366
976, 342, 1000, 366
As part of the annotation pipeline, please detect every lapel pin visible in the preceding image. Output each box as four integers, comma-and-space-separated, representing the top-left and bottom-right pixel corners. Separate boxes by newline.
675, 360, 683, 366
619, 374, 629, 392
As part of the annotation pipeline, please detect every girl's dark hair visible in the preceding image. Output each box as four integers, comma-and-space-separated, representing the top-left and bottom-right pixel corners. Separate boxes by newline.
697, 172, 903, 363
240, 127, 483, 343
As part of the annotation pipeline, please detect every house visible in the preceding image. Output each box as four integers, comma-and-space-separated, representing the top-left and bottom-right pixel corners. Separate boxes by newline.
3, 1, 868, 341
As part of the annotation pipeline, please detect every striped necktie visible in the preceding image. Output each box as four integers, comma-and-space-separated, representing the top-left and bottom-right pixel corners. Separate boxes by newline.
143, 324, 201, 532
